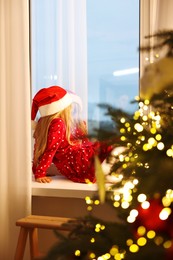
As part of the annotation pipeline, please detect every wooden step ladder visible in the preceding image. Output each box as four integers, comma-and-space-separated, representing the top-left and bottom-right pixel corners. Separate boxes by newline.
14, 215, 74, 260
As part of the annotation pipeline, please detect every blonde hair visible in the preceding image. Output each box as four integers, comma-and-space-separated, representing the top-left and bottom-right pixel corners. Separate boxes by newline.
33, 105, 87, 166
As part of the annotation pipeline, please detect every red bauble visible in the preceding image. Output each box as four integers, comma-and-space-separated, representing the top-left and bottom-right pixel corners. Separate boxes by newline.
134, 198, 172, 235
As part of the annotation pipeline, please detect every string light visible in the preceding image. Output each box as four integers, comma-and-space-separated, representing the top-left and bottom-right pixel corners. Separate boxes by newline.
166, 149, 173, 157
89, 252, 96, 259
90, 238, 95, 243
137, 194, 147, 203
120, 117, 126, 123
163, 240, 172, 249
137, 237, 147, 246
134, 123, 143, 132
129, 244, 139, 253
75, 250, 81, 256
159, 207, 172, 220
154, 236, 164, 245
147, 230, 156, 239
157, 142, 164, 150
137, 226, 146, 236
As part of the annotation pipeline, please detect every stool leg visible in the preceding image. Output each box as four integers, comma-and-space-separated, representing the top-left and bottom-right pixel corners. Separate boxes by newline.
29, 228, 40, 260
14, 227, 28, 260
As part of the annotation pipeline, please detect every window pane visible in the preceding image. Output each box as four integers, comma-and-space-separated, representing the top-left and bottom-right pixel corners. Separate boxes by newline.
87, 0, 139, 131
30, 0, 139, 131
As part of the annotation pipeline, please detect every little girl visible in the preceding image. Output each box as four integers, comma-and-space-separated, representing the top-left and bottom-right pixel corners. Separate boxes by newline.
31, 86, 112, 183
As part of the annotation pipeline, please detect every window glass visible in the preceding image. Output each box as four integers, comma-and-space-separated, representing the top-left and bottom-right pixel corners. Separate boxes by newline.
87, 0, 139, 131
30, 0, 139, 131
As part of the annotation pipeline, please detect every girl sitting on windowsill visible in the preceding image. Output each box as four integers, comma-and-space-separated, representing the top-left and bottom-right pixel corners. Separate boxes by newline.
31, 86, 112, 183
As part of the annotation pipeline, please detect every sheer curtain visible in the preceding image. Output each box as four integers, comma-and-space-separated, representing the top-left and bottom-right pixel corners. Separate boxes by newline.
0, 0, 31, 258
31, 0, 88, 119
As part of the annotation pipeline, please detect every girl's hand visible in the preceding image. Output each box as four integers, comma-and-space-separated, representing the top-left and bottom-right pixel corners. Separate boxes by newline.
35, 176, 52, 183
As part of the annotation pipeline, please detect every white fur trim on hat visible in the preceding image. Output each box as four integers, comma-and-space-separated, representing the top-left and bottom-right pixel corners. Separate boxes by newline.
39, 92, 72, 117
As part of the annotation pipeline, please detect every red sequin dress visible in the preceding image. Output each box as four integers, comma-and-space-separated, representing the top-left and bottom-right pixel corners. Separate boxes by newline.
32, 118, 112, 183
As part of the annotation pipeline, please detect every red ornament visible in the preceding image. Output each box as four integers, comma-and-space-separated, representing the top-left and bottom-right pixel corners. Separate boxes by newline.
134, 199, 172, 235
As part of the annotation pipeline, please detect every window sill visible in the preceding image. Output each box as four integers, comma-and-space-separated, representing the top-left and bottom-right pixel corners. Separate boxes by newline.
32, 175, 99, 199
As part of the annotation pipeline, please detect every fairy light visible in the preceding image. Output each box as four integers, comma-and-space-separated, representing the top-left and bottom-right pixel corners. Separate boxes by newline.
155, 134, 162, 141
127, 215, 136, 223
142, 115, 148, 121
120, 128, 126, 134
140, 135, 145, 141
139, 102, 144, 108
162, 196, 172, 207
139, 108, 144, 116
154, 236, 164, 245
141, 201, 150, 209
143, 105, 149, 111
100, 225, 105, 230
119, 155, 124, 162
127, 209, 138, 223
129, 244, 139, 253
114, 194, 121, 201
134, 153, 138, 159
144, 99, 150, 105
85, 196, 93, 205
114, 253, 125, 260
125, 122, 130, 128
135, 96, 140, 101
126, 239, 133, 246
163, 240, 172, 249
90, 238, 95, 243
157, 142, 164, 150
152, 114, 161, 129
110, 246, 119, 256
98, 253, 111, 260
133, 179, 138, 185
136, 140, 141, 145
137, 226, 146, 236
95, 223, 105, 233
154, 114, 161, 121
89, 252, 96, 259
147, 230, 156, 239
149, 111, 155, 119
94, 199, 100, 205
150, 127, 157, 134
148, 137, 157, 146
120, 136, 126, 141
164, 190, 173, 206
120, 117, 126, 123
113, 201, 120, 207
75, 250, 81, 256
133, 111, 140, 120
143, 144, 148, 151
121, 201, 130, 209
134, 123, 143, 132
87, 206, 93, 211
125, 156, 130, 162
159, 207, 172, 220
137, 194, 147, 203
137, 237, 147, 246
166, 149, 173, 157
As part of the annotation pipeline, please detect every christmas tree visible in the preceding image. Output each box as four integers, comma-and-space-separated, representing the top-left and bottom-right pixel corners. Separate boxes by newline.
45, 30, 173, 260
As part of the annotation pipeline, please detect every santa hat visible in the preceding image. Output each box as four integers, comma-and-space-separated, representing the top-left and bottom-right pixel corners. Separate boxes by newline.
31, 86, 82, 129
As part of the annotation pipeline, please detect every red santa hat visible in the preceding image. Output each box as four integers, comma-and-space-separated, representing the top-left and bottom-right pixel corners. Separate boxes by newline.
31, 86, 82, 129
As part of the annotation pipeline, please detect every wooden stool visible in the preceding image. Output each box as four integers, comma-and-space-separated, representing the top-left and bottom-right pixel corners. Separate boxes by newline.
14, 215, 74, 260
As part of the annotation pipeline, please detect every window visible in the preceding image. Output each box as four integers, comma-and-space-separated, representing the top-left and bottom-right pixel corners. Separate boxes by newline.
30, 0, 139, 133
87, 0, 139, 132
